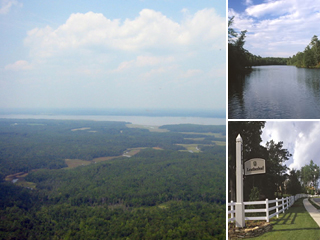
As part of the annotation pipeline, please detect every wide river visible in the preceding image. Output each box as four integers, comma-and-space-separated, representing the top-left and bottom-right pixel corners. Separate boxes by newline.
0, 114, 225, 126
229, 65, 320, 119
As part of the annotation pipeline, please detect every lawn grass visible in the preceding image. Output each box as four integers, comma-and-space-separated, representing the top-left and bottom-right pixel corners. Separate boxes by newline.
251, 199, 320, 239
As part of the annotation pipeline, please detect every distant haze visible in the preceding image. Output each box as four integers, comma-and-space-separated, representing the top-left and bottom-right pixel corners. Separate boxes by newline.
0, 1, 226, 111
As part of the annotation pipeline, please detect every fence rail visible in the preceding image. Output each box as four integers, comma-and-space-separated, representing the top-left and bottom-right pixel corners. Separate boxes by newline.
228, 194, 311, 223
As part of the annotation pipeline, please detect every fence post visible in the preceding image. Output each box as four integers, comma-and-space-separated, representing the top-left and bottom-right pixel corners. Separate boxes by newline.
231, 201, 234, 223
276, 198, 279, 218
282, 197, 285, 213
266, 199, 269, 222
235, 134, 245, 228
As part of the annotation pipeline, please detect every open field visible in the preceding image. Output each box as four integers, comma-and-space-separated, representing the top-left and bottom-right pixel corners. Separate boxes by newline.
184, 137, 205, 141
64, 159, 92, 168
213, 141, 226, 146
179, 132, 225, 138
126, 124, 169, 132
176, 144, 201, 153
71, 127, 91, 131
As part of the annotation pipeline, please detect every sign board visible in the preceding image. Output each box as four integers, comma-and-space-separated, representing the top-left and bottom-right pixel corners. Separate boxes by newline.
244, 158, 266, 175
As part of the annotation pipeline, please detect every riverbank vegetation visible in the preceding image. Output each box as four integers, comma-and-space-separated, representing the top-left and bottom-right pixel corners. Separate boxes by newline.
288, 35, 320, 68
0, 119, 225, 239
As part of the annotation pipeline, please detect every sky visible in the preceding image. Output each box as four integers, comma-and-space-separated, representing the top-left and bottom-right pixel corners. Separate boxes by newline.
0, 0, 226, 111
228, 0, 320, 57
262, 121, 320, 171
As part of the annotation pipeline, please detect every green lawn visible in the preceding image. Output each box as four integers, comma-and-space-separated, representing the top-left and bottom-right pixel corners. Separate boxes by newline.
251, 199, 320, 239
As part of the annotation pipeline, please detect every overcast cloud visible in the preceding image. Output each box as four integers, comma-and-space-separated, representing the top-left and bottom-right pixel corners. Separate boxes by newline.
228, 0, 320, 57
262, 121, 320, 171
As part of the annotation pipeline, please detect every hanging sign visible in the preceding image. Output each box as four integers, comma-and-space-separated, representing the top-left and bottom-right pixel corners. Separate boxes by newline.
244, 158, 266, 175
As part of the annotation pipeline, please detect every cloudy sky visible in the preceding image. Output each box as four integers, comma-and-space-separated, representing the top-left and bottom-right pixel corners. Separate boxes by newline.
262, 121, 320, 171
228, 0, 320, 57
0, 0, 226, 110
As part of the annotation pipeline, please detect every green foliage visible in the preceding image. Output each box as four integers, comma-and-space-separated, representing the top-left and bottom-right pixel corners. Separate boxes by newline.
0, 119, 226, 239
252, 199, 320, 240
228, 122, 293, 201
249, 55, 289, 66
300, 160, 320, 193
249, 187, 260, 201
26, 149, 226, 206
288, 35, 320, 68
286, 169, 302, 195
228, 17, 252, 77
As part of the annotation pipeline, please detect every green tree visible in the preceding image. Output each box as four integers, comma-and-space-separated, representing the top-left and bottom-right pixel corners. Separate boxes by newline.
228, 17, 252, 78
286, 169, 302, 195
300, 160, 320, 194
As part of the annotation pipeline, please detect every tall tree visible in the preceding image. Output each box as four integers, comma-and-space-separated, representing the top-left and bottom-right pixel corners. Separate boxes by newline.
228, 17, 251, 78
300, 160, 320, 194
286, 169, 302, 195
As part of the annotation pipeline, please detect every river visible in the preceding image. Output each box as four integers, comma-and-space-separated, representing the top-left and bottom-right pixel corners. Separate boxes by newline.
0, 114, 225, 125
228, 65, 320, 119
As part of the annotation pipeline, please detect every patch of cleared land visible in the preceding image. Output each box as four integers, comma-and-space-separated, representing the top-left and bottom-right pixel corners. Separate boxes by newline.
126, 124, 169, 132
213, 141, 226, 146
71, 127, 91, 131
5, 171, 37, 189
64, 159, 92, 168
65, 147, 150, 168
184, 137, 205, 141
176, 144, 201, 153
180, 132, 225, 138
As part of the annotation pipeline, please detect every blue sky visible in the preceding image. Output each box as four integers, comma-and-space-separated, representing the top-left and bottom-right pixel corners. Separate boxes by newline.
228, 0, 320, 57
0, 0, 226, 110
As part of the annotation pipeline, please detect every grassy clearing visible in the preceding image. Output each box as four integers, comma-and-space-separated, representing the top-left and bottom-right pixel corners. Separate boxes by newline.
64, 159, 91, 169
71, 127, 91, 131
179, 132, 224, 137
176, 144, 201, 153
126, 124, 169, 132
16, 180, 36, 189
184, 137, 205, 141
213, 141, 226, 146
251, 199, 320, 239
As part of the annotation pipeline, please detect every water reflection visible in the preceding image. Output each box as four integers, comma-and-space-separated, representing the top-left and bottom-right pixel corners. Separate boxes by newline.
228, 66, 320, 119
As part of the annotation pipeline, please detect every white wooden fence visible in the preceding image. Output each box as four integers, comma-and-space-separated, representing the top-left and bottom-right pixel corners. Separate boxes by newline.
228, 194, 310, 223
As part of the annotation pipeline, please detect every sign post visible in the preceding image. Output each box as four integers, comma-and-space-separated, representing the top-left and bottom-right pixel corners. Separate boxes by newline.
235, 134, 245, 228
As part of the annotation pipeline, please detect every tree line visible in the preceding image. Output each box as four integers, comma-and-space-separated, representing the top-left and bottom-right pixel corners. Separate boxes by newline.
287, 35, 320, 68
229, 17, 320, 75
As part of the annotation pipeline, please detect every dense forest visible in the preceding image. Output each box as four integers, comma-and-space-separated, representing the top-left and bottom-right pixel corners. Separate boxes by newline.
0, 119, 225, 239
287, 35, 320, 68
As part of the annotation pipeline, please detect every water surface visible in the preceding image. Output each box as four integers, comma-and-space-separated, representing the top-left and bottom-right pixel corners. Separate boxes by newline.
229, 66, 320, 119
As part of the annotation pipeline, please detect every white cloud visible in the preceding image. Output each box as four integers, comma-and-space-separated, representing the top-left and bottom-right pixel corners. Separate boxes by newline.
229, 0, 320, 57
4, 60, 33, 71
24, 9, 225, 58
0, 0, 22, 14
262, 122, 320, 171
245, 1, 291, 18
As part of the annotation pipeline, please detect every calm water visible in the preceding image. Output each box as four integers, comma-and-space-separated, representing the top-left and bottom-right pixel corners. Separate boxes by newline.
229, 66, 320, 119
